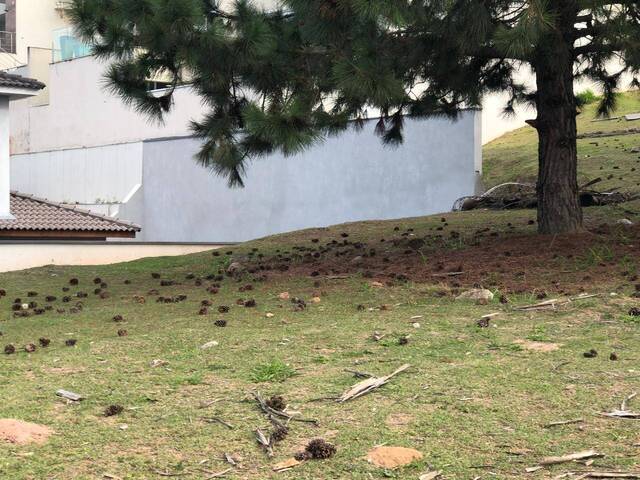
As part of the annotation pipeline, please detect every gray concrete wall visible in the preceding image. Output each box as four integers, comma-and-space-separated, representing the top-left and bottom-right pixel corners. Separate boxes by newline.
135, 113, 481, 242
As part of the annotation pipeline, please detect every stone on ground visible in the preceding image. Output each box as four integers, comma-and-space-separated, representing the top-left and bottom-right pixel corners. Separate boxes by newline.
455, 289, 494, 302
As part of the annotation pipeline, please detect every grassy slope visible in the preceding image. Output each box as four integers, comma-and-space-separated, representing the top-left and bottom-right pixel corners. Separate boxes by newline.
484, 91, 640, 191
1, 209, 639, 479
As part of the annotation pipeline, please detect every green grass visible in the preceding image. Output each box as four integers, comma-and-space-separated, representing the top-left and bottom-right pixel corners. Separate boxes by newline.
484, 90, 640, 191
0, 209, 639, 479
251, 360, 297, 383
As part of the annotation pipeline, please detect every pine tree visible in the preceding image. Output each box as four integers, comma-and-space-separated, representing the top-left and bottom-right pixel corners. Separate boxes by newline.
69, 0, 640, 234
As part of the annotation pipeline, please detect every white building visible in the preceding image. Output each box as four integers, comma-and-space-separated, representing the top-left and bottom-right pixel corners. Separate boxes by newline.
5, 1, 484, 244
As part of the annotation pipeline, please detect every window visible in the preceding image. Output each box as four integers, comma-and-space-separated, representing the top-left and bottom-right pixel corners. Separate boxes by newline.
52, 27, 91, 62
0, 1, 15, 54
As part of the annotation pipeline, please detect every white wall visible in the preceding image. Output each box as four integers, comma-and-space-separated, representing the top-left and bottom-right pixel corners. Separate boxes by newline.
0, 243, 223, 273
11, 113, 481, 243
11, 142, 143, 204
129, 113, 480, 242
10, 55, 205, 154
15, 0, 67, 63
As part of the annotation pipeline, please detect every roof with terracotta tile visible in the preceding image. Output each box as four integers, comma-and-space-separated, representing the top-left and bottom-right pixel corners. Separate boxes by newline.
0, 192, 140, 234
0, 72, 46, 91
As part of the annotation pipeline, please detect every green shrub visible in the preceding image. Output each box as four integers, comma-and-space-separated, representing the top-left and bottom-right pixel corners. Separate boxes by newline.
576, 89, 600, 106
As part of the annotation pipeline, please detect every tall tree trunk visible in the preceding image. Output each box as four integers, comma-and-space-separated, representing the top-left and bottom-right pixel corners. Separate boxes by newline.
533, 2, 583, 235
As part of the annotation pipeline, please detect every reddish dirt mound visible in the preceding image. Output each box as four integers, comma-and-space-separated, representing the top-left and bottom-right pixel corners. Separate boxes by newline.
366, 446, 423, 469
0, 419, 53, 445
258, 224, 640, 294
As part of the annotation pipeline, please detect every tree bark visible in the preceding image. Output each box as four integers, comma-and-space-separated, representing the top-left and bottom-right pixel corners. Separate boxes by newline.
533, 2, 583, 235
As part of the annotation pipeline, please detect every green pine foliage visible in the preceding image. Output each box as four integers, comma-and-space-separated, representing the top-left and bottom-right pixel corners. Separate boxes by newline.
69, 1, 640, 187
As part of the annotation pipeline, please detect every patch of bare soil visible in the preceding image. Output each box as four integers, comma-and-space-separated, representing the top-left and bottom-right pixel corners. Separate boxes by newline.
0, 419, 52, 445
385, 413, 414, 428
366, 446, 423, 469
514, 340, 562, 352
251, 223, 640, 294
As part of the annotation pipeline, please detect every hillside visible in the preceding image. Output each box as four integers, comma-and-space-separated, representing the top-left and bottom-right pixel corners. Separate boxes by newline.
484, 91, 640, 192
1, 204, 640, 479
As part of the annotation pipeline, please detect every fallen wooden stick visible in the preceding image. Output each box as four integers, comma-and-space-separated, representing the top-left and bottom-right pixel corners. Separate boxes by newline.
201, 417, 234, 429
601, 392, 640, 419
568, 473, 640, 479
252, 392, 318, 426
345, 369, 375, 378
547, 452, 599, 466
515, 299, 562, 311
337, 364, 411, 403
255, 428, 273, 457
431, 271, 463, 277
200, 467, 233, 479
545, 418, 584, 428
515, 294, 600, 311
539, 449, 602, 466
152, 469, 186, 477
526, 450, 603, 471
621, 392, 637, 411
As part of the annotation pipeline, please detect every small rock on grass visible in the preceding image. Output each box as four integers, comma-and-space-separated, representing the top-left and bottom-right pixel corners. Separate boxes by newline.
455, 289, 494, 302
200, 340, 219, 350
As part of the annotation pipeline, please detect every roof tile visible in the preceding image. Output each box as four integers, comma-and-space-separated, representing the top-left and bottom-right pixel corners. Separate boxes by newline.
0, 192, 140, 233
0, 72, 45, 90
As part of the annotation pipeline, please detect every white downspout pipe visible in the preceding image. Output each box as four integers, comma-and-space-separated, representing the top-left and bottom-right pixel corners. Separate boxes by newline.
0, 96, 12, 219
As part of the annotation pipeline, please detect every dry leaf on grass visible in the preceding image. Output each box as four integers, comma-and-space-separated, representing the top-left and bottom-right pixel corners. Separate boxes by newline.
272, 458, 302, 472
419, 472, 442, 480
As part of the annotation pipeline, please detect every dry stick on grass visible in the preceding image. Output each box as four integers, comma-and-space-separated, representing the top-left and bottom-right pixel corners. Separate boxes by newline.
202, 417, 234, 429
568, 473, 640, 479
345, 369, 375, 379
431, 271, 464, 277
601, 392, 640, 419
621, 392, 637, 412
255, 428, 273, 457
545, 418, 584, 428
199, 467, 233, 479
515, 299, 562, 311
515, 294, 600, 312
552, 361, 571, 372
252, 392, 318, 426
542, 449, 602, 465
337, 364, 411, 403
152, 469, 186, 477
538, 449, 602, 467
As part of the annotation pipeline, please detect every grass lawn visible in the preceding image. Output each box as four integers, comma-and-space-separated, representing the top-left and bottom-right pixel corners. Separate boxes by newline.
1, 205, 640, 479
484, 90, 640, 192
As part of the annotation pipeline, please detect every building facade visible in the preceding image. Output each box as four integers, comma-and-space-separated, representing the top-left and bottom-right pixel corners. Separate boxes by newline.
5, 1, 483, 244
